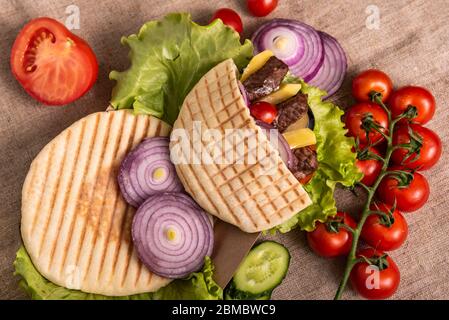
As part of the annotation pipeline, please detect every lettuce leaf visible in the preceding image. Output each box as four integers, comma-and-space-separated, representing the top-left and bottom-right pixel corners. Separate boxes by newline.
152, 257, 222, 300
110, 13, 253, 125
14, 246, 222, 300
276, 78, 362, 232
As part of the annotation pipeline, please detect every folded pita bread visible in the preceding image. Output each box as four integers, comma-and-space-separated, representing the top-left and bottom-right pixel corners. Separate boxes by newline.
21, 110, 172, 296
170, 59, 312, 233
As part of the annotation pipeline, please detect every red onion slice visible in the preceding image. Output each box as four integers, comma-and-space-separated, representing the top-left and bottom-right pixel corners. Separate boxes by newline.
132, 193, 214, 279
308, 32, 348, 99
256, 121, 296, 170
238, 81, 250, 107
251, 19, 324, 81
118, 137, 183, 207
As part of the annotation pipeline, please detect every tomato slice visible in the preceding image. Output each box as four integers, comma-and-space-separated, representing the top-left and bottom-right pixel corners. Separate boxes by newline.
10, 17, 98, 106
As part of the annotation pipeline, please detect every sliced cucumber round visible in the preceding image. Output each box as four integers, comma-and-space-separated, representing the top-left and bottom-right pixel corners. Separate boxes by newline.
232, 241, 290, 295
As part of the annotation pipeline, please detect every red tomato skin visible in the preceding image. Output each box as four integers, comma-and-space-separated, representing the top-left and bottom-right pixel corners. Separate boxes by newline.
210, 8, 243, 34
307, 212, 357, 258
345, 102, 389, 144
392, 124, 442, 171
376, 169, 430, 212
361, 203, 408, 251
352, 69, 393, 102
350, 248, 400, 300
249, 101, 277, 124
10, 17, 98, 106
247, 0, 278, 17
356, 147, 383, 186
389, 86, 435, 124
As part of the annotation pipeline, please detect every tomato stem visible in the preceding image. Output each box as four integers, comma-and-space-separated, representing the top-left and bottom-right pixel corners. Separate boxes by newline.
334, 93, 398, 300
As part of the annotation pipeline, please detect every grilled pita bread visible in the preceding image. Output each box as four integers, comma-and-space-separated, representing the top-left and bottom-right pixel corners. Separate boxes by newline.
21, 110, 172, 296
170, 59, 312, 233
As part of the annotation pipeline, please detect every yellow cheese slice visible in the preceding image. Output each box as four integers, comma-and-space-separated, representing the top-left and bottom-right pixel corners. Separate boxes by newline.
261, 83, 302, 105
240, 50, 274, 82
284, 113, 310, 133
283, 128, 317, 149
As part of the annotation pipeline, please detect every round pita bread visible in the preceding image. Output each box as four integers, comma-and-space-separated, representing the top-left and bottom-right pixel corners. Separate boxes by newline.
21, 110, 172, 296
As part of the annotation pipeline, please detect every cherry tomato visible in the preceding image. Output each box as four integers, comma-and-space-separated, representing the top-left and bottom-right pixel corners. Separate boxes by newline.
299, 173, 314, 185
361, 203, 408, 251
249, 101, 277, 124
352, 69, 393, 102
355, 147, 383, 187
10, 17, 98, 106
392, 124, 442, 171
247, 0, 278, 17
210, 8, 243, 34
376, 168, 430, 212
307, 212, 357, 258
350, 248, 400, 300
345, 102, 389, 144
389, 86, 435, 124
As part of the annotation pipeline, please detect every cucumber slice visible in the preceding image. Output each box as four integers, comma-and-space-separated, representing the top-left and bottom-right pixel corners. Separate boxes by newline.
232, 241, 290, 295
224, 284, 272, 300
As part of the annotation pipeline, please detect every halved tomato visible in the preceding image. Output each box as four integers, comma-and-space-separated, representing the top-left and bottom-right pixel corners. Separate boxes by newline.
11, 17, 98, 105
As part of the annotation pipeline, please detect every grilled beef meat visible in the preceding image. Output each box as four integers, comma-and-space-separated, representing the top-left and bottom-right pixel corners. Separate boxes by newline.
275, 93, 309, 133
243, 56, 289, 101
291, 146, 318, 181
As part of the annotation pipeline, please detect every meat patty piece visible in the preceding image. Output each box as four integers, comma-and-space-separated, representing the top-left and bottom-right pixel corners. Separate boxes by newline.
275, 93, 309, 133
243, 56, 288, 101
292, 146, 318, 181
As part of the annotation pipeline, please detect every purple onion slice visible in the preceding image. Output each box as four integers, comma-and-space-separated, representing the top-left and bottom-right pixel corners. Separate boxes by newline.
118, 137, 183, 207
256, 121, 296, 170
132, 193, 214, 279
238, 81, 250, 107
251, 19, 324, 81
308, 32, 348, 99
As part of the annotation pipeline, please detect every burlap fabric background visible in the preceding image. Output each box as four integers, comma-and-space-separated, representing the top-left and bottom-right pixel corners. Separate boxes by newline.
1, 0, 448, 300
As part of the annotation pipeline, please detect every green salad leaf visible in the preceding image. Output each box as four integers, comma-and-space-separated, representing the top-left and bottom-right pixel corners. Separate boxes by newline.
14, 246, 222, 300
276, 78, 362, 233
110, 13, 253, 125
152, 257, 222, 300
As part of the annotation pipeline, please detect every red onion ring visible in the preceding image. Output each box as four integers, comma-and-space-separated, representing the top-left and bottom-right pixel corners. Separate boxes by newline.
132, 193, 214, 279
256, 121, 296, 170
251, 19, 324, 81
118, 137, 183, 207
308, 32, 348, 99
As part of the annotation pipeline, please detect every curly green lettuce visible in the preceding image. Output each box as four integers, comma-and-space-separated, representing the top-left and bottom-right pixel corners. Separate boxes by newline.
152, 256, 222, 300
276, 78, 362, 232
110, 13, 253, 125
14, 246, 222, 300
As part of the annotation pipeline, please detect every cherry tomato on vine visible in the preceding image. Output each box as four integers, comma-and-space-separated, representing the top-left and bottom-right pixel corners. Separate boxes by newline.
10, 17, 98, 105
247, 0, 278, 17
350, 248, 400, 300
355, 147, 383, 187
376, 167, 430, 212
352, 69, 393, 103
361, 203, 408, 251
389, 86, 435, 124
249, 101, 277, 124
345, 102, 389, 144
392, 124, 442, 171
307, 212, 357, 258
210, 8, 243, 34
